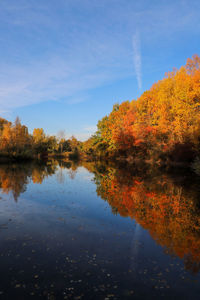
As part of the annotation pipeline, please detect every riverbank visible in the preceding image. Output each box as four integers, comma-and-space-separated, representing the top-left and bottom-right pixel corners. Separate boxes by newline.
0, 150, 198, 176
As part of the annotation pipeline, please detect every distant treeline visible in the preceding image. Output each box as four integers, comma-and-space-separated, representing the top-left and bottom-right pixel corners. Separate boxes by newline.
0, 117, 81, 160
82, 54, 200, 169
1, 54, 200, 168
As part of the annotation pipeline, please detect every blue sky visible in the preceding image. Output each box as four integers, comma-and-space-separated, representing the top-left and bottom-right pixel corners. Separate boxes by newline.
0, 0, 200, 140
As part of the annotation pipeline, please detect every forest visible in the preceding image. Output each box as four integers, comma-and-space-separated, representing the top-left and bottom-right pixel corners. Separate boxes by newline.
83, 54, 200, 168
0, 54, 200, 170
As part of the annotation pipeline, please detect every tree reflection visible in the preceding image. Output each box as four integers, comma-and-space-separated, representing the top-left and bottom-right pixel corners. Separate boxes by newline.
0, 159, 80, 201
0, 164, 30, 201
90, 164, 200, 274
1, 159, 200, 274
56, 158, 79, 180
0, 161, 58, 201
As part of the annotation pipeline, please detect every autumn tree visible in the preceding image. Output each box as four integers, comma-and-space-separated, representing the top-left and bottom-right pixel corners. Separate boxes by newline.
0, 117, 32, 157
33, 128, 47, 154
84, 54, 200, 164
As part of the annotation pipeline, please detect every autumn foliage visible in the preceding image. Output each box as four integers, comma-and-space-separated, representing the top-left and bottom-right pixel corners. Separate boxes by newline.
84, 55, 200, 165
0, 54, 200, 165
0, 117, 82, 160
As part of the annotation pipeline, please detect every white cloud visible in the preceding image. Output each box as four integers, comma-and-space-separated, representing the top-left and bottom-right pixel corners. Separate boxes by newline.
83, 125, 97, 132
0, 110, 10, 116
65, 132, 91, 142
132, 32, 142, 90
0, 0, 200, 114
0, 56, 131, 111
63, 125, 97, 141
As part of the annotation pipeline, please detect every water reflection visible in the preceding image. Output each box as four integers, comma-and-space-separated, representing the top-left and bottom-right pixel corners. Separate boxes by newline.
0, 161, 57, 201
0, 160, 80, 201
0, 159, 200, 276
88, 163, 200, 274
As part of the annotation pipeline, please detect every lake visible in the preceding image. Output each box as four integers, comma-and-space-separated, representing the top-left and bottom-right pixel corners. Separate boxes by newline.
0, 159, 200, 299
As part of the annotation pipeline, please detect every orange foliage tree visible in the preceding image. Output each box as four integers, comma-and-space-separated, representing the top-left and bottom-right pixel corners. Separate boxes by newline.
85, 55, 200, 163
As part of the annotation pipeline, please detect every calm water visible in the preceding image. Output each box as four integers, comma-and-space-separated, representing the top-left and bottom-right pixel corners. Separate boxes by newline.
0, 160, 200, 299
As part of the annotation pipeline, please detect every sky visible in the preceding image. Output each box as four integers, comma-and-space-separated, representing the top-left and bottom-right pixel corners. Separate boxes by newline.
0, 0, 200, 140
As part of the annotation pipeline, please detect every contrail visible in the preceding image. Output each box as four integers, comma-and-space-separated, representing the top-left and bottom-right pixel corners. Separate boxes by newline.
132, 32, 142, 90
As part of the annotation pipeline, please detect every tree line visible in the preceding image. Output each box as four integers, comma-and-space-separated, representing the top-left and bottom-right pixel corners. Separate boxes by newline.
0, 117, 81, 160
82, 54, 200, 167
1, 54, 200, 166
